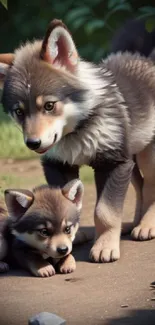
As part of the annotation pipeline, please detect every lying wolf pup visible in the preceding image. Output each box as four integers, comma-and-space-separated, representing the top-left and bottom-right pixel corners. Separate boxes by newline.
0, 180, 85, 277
0, 19, 155, 264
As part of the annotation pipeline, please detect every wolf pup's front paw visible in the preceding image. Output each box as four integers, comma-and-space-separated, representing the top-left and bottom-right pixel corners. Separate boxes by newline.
59, 254, 76, 274
32, 263, 56, 277
89, 232, 120, 263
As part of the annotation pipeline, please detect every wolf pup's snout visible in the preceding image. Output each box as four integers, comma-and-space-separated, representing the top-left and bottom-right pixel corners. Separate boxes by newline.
57, 245, 68, 256
26, 138, 41, 150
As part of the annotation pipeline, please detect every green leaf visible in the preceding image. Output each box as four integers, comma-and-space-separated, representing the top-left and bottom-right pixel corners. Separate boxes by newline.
105, 3, 132, 22
71, 17, 88, 31
85, 19, 105, 35
52, 0, 74, 16
0, 0, 7, 9
80, 44, 96, 59
108, 0, 126, 10
80, 0, 102, 7
65, 7, 91, 24
139, 6, 155, 14
145, 18, 155, 33
93, 47, 105, 61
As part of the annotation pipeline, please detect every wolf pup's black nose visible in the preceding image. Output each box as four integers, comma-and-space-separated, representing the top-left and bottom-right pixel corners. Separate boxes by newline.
26, 138, 41, 150
57, 246, 68, 255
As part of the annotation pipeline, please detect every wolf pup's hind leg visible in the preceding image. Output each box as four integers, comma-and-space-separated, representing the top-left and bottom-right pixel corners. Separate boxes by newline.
132, 143, 155, 240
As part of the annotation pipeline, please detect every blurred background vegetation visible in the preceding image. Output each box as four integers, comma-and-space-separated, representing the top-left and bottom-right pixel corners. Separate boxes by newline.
0, 0, 155, 159
0, 0, 155, 61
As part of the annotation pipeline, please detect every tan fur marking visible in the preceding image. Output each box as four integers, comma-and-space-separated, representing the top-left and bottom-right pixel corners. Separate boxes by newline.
36, 96, 43, 107
24, 114, 60, 139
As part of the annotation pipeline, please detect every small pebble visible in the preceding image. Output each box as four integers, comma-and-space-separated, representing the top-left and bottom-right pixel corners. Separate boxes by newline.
29, 312, 66, 325
121, 304, 129, 308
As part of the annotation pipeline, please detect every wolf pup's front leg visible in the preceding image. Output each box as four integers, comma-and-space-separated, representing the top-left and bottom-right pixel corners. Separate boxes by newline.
12, 244, 55, 277
57, 254, 76, 274
90, 160, 134, 263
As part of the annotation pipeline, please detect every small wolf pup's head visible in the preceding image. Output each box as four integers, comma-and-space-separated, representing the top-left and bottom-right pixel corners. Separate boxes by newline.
5, 180, 84, 259
0, 20, 89, 154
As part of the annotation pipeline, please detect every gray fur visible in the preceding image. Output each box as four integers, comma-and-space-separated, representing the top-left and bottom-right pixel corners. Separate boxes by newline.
2, 24, 155, 262
2, 44, 155, 165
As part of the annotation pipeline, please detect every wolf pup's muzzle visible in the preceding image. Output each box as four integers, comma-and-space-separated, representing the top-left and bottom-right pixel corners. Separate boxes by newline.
26, 138, 41, 150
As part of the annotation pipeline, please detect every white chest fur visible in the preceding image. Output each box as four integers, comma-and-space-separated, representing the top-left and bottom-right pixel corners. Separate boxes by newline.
44, 112, 123, 166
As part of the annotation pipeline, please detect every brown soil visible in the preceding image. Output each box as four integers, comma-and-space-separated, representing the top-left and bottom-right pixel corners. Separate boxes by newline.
0, 160, 155, 325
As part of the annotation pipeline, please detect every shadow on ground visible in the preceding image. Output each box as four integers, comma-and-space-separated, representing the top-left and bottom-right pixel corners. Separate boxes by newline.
106, 309, 155, 325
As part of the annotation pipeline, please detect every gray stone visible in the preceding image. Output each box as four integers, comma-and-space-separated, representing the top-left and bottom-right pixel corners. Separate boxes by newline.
29, 312, 66, 325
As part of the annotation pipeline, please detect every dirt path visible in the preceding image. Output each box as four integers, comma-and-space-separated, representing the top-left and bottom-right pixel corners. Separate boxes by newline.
0, 158, 43, 179
0, 159, 155, 325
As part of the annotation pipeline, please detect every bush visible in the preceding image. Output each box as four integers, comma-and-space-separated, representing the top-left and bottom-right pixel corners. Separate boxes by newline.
0, 0, 155, 62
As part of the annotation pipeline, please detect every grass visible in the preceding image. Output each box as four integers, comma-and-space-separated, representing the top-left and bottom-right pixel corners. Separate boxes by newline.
0, 166, 93, 201
0, 105, 36, 159
80, 166, 93, 183
0, 174, 45, 199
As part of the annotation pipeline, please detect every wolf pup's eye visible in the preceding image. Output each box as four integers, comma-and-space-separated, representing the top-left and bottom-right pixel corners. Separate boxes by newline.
13, 102, 24, 117
15, 108, 23, 116
39, 228, 49, 237
44, 101, 55, 112
64, 226, 71, 234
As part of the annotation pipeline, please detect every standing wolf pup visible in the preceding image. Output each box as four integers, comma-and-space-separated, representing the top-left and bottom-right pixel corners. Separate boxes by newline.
0, 180, 84, 276
0, 19, 154, 263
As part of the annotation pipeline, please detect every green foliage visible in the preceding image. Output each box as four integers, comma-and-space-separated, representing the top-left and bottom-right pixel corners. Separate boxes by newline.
0, 0, 154, 62
0, 0, 155, 160
0, 105, 36, 159
0, 0, 7, 9
145, 18, 155, 33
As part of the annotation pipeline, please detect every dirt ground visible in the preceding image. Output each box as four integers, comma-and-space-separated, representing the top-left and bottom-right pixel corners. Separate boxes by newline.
0, 160, 155, 325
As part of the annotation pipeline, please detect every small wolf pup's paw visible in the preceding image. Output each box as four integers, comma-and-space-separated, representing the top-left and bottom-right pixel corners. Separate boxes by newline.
32, 263, 56, 277
59, 254, 76, 274
0, 261, 9, 273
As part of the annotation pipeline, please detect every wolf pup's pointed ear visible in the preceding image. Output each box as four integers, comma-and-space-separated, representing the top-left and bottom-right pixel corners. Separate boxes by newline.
40, 19, 78, 72
4, 189, 34, 220
62, 179, 84, 212
0, 53, 14, 89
